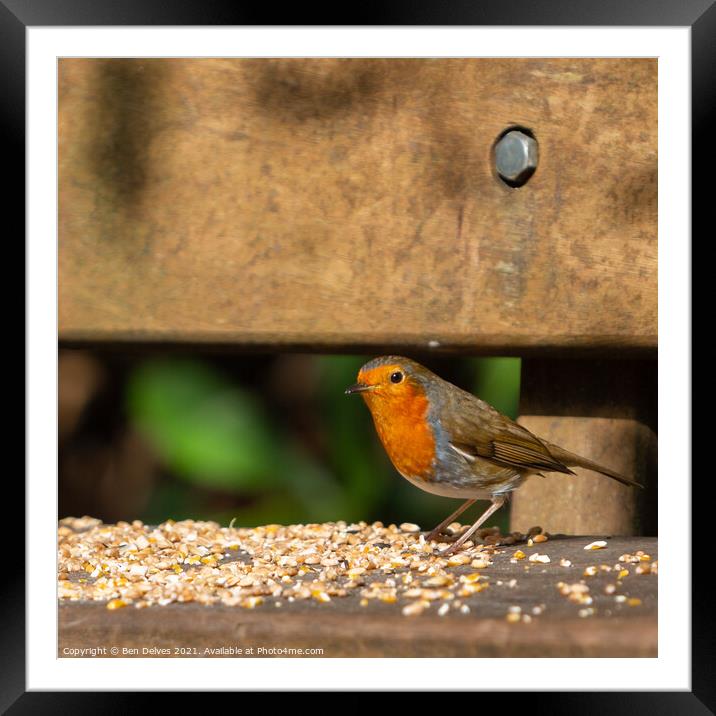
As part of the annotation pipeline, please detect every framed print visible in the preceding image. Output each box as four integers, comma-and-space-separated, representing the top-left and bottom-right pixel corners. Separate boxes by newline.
12, 0, 709, 708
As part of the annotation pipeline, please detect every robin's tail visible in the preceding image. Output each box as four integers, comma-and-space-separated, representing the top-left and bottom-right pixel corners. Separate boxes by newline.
545, 443, 644, 489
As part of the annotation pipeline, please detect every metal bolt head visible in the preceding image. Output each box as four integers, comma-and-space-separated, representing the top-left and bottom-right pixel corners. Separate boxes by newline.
494, 130, 539, 186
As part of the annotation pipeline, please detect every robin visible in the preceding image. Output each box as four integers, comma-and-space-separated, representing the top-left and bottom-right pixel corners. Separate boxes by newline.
345, 356, 643, 555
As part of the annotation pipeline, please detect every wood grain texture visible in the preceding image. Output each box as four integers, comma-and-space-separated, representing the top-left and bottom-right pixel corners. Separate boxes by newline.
59, 58, 657, 352
59, 605, 657, 658
514, 358, 658, 534
510, 417, 656, 536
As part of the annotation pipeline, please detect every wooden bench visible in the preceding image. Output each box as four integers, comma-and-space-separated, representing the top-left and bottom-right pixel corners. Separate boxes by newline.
58, 58, 657, 656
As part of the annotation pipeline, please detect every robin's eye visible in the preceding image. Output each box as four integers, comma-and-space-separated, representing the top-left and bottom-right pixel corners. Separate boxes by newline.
390, 371, 404, 384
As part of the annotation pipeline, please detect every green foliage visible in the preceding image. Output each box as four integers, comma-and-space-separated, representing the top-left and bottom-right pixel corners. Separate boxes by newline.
127, 360, 277, 491
127, 358, 349, 525
471, 357, 521, 419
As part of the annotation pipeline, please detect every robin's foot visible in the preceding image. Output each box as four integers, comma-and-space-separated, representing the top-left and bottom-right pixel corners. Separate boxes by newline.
436, 527, 549, 555
424, 528, 462, 543
435, 527, 547, 553
439, 540, 477, 556
427, 533, 452, 544
424, 529, 444, 543
425, 525, 479, 544
484, 526, 545, 546
438, 535, 502, 556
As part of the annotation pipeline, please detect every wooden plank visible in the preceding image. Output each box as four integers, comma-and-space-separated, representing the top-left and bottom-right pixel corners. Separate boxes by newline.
59, 604, 656, 658
59, 58, 657, 352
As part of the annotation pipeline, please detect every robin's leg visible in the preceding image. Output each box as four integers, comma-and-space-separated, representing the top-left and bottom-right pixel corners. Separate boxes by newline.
425, 499, 476, 542
440, 496, 506, 556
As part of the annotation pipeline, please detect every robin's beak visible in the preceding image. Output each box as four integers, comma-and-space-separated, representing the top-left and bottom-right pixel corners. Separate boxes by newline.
344, 382, 374, 395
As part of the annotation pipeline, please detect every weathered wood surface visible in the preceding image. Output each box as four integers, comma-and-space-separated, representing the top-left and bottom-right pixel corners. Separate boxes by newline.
59, 535, 657, 658
59, 58, 657, 353
512, 358, 658, 535
511, 417, 655, 536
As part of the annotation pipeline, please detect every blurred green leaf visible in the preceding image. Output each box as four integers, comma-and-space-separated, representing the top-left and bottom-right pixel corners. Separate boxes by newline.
127, 359, 280, 491
471, 357, 521, 419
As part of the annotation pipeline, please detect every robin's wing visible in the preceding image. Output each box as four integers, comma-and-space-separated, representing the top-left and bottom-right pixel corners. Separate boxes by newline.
441, 387, 574, 475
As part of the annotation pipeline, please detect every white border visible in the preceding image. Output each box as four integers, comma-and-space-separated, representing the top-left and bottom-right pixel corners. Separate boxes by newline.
29, 27, 690, 691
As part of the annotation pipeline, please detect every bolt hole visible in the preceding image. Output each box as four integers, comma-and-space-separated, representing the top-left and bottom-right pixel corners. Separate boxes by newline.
496, 125, 536, 140
493, 126, 538, 188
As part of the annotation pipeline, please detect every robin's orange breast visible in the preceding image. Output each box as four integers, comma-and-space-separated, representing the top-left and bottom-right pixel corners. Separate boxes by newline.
362, 388, 436, 481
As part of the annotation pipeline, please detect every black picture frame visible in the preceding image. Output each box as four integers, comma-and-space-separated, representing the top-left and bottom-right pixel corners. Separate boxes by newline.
9, 0, 707, 710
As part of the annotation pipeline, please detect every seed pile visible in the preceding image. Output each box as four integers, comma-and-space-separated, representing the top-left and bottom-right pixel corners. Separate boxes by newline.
58, 517, 501, 613
58, 517, 657, 620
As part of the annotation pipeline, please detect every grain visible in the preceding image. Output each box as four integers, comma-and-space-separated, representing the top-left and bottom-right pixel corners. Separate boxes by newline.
584, 541, 608, 551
